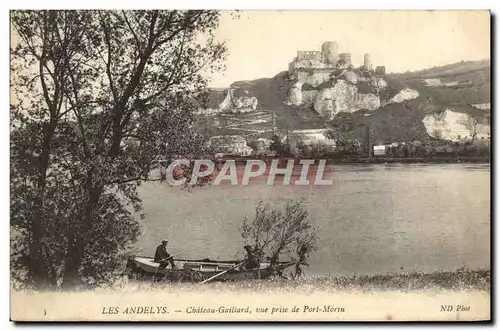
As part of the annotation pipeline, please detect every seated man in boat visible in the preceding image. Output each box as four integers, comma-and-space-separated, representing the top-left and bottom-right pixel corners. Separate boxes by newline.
154, 239, 177, 270
242, 245, 260, 270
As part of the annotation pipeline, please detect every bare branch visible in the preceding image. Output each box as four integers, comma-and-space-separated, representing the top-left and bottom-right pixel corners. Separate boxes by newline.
98, 12, 119, 104
121, 11, 142, 55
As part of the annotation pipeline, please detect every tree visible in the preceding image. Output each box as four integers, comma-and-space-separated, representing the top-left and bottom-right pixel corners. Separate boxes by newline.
269, 134, 288, 157
325, 129, 351, 155
11, 10, 227, 289
403, 144, 410, 158
295, 139, 310, 157
455, 115, 479, 146
240, 200, 319, 278
432, 128, 443, 140
465, 116, 479, 144
247, 140, 259, 155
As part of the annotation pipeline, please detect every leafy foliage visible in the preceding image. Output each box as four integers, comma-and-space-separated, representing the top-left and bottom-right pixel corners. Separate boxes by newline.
240, 200, 318, 271
269, 134, 290, 157
10, 10, 227, 289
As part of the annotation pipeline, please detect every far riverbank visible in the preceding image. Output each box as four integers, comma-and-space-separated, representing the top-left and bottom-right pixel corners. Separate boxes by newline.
223, 156, 490, 165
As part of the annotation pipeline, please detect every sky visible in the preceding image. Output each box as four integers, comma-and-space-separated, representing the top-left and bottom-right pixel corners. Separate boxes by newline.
207, 10, 490, 87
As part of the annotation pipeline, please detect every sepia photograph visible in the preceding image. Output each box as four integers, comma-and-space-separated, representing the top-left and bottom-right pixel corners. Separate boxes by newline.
9, 8, 491, 322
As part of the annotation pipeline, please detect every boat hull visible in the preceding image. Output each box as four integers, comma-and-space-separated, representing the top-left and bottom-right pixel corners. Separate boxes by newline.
128, 256, 280, 282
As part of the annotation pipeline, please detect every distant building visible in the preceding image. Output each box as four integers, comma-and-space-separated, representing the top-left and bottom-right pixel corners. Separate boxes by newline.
423, 78, 442, 86
373, 145, 387, 156
208, 135, 253, 156
471, 103, 491, 110
373, 142, 402, 156
253, 138, 272, 155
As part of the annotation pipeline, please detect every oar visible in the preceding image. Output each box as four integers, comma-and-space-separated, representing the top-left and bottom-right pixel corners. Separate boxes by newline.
198, 261, 245, 285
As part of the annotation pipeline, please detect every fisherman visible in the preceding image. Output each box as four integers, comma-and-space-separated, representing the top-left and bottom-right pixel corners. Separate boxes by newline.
295, 244, 310, 278
243, 245, 259, 270
159, 165, 166, 182
154, 239, 177, 270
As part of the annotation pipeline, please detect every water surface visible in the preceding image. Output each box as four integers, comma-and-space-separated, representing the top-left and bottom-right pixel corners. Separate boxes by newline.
135, 163, 490, 277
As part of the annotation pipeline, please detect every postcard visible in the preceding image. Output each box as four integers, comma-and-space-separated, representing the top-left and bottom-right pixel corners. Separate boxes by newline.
9, 9, 490, 322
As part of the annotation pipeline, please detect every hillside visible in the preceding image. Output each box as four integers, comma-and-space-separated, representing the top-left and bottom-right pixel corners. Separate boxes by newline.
200, 72, 296, 111
331, 60, 490, 144
390, 60, 490, 107
391, 60, 490, 80
195, 59, 490, 146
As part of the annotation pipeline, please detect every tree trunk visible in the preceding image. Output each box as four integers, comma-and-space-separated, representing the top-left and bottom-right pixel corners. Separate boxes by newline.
29, 119, 57, 289
61, 233, 82, 289
28, 218, 48, 289
62, 169, 103, 288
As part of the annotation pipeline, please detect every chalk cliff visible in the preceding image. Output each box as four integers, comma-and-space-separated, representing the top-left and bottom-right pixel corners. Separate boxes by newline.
289, 76, 384, 119
219, 88, 258, 113
422, 109, 490, 141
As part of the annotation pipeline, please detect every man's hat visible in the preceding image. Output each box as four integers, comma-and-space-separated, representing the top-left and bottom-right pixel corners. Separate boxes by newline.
161, 239, 169, 243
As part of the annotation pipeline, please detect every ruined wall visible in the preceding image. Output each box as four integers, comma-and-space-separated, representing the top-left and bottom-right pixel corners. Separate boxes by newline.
293, 51, 324, 69
339, 53, 352, 66
297, 51, 322, 61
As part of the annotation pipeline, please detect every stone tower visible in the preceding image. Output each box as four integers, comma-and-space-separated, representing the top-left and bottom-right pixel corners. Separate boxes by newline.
364, 53, 373, 71
321, 41, 339, 66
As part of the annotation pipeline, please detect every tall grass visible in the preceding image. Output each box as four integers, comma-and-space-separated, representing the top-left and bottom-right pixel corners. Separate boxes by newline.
120, 267, 490, 294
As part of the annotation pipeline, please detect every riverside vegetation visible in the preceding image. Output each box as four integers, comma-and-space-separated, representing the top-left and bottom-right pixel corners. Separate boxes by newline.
120, 267, 490, 294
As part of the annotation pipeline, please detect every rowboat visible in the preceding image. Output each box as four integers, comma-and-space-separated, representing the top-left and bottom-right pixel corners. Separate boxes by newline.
127, 256, 297, 282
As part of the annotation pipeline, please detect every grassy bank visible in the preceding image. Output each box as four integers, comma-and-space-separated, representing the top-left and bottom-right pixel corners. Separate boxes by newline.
125, 267, 490, 294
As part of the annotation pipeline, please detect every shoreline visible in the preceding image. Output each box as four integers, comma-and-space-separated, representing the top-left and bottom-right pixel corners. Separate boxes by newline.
220, 156, 491, 165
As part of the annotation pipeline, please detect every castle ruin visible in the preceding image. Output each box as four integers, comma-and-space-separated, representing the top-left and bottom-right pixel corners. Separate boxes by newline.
288, 41, 379, 81
286, 41, 391, 120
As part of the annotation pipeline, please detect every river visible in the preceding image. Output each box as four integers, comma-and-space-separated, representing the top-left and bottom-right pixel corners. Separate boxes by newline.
134, 163, 490, 277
